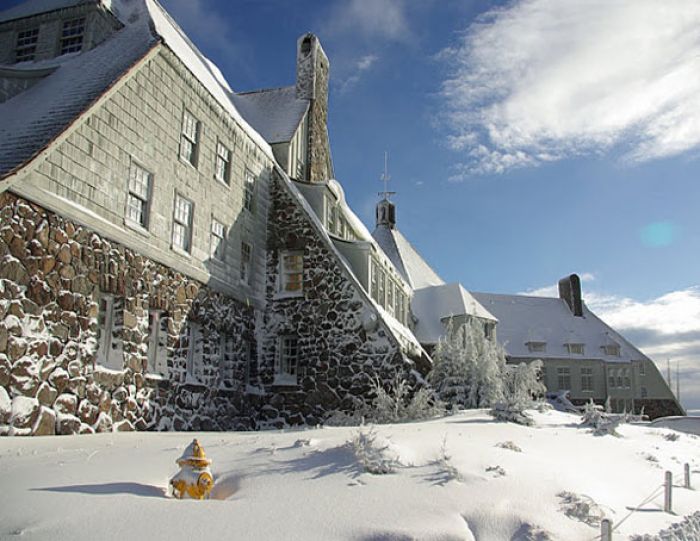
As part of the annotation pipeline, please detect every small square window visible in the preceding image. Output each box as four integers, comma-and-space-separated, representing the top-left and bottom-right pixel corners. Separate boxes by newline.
125, 163, 152, 228
244, 169, 255, 212
240, 241, 252, 285
280, 251, 303, 295
16, 28, 39, 62
276, 336, 299, 384
60, 18, 85, 55
180, 110, 200, 166
172, 194, 193, 253
210, 219, 226, 261
215, 141, 231, 184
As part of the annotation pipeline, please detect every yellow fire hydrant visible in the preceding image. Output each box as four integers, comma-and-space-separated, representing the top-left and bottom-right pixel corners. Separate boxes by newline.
170, 438, 214, 500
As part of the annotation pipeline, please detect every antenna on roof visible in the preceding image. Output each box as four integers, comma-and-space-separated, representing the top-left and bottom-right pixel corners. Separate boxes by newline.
378, 151, 396, 200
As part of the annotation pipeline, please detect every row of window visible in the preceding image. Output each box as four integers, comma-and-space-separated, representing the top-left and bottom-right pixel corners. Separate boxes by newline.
96, 295, 256, 385
324, 198, 356, 241
369, 257, 408, 325
14, 17, 85, 62
554, 366, 594, 392
125, 161, 253, 282
526, 341, 620, 356
178, 111, 255, 213
608, 368, 631, 389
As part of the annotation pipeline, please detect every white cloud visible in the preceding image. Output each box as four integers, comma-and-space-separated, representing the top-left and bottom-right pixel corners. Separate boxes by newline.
522, 278, 700, 409
440, 0, 700, 176
326, 0, 410, 42
338, 54, 379, 93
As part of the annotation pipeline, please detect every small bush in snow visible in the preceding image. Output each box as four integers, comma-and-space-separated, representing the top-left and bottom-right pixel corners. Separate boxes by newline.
557, 491, 606, 526
368, 374, 445, 424
496, 441, 522, 453
664, 432, 680, 442
580, 400, 624, 436
486, 465, 506, 477
351, 427, 400, 475
433, 435, 462, 482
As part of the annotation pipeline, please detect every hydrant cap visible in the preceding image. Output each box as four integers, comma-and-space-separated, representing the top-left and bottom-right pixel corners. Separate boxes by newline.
176, 438, 212, 466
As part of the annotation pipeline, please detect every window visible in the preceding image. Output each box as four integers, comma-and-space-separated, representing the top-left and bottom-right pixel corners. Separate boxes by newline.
608, 372, 616, 389
557, 367, 571, 390
639, 362, 645, 376
147, 311, 168, 376
244, 169, 255, 212
180, 110, 200, 166
60, 18, 85, 55
96, 295, 116, 368
220, 334, 235, 384
623, 368, 631, 389
378, 270, 386, 306
240, 242, 252, 284
616, 370, 623, 389
370, 259, 379, 302
566, 343, 585, 355
210, 219, 226, 261
527, 341, 546, 353
280, 251, 303, 295
243, 340, 254, 386
15, 28, 39, 62
126, 163, 152, 228
276, 336, 299, 384
386, 280, 394, 315
172, 194, 193, 253
580, 367, 594, 392
215, 141, 231, 184
603, 344, 620, 356
641, 386, 648, 398
186, 323, 203, 381
484, 323, 494, 341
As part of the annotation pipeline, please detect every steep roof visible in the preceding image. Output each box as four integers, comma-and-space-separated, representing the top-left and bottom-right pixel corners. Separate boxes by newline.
232, 86, 308, 144
0, 0, 94, 23
372, 225, 445, 290
412, 283, 497, 344
470, 292, 649, 364
0, 0, 276, 181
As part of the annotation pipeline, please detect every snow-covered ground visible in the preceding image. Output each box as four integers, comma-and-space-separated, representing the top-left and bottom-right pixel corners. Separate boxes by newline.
1, 410, 699, 540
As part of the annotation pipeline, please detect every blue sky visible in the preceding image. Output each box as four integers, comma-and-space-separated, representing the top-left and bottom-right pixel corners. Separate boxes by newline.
155, 0, 700, 408
8, 0, 699, 409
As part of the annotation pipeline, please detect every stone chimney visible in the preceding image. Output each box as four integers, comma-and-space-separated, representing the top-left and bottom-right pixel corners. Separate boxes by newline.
376, 199, 396, 229
558, 274, 583, 317
296, 33, 333, 182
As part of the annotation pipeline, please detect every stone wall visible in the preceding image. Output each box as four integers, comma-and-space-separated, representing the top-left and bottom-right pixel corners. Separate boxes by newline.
258, 175, 411, 427
0, 192, 256, 436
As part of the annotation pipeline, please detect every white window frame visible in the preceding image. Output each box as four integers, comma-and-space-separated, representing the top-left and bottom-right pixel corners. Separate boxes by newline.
240, 241, 252, 285
557, 367, 571, 390
16, 28, 39, 62
244, 168, 255, 212
125, 162, 152, 229
275, 336, 299, 385
566, 343, 585, 355
147, 310, 168, 376
279, 250, 303, 296
172, 193, 193, 253
179, 110, 200, 166
215, 141, 231, 184
96, 295, 115, 368
210, 218, 226, 261
60, 17, 85, 55
580, 367, 594, 392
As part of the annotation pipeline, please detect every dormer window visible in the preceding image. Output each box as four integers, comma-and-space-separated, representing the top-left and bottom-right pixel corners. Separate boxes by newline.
60, 18, 85, 55
565, 343, 584, 355
527, 341, 546, 353
602, 344, 620, 356
16, 28, 39, 62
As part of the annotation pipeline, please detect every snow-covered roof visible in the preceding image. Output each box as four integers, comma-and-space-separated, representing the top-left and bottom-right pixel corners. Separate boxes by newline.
0, 0, 276, 181
232, 86, 309, 144
412, 283, 497, 344
372, 225, 445, 290
470, 292, 649, 364
0, 0, 94, 23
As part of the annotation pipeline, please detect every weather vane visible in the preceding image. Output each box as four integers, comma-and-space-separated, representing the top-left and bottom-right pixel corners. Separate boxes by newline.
379, 151, 396, 200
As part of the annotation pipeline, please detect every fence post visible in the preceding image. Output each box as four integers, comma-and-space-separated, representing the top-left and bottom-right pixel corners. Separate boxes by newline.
600, 518, 613, 541
685, 463, 691, 489
664, 470, 673, 513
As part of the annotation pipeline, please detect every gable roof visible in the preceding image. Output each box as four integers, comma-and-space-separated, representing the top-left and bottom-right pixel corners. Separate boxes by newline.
470, 292, 649, 364
412, 283, 497, 344
0, 0, 276, 183
0, 0, 95, 23
372, 225, 445, 290
232, 86, 309, 144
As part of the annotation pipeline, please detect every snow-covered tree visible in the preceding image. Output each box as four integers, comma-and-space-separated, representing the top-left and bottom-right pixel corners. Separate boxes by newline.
428, 317, 506, 409
492, 360, 546, 425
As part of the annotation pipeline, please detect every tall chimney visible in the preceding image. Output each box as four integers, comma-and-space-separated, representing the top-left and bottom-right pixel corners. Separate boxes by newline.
296, 33, 332, 182
558, 274, 583, 317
